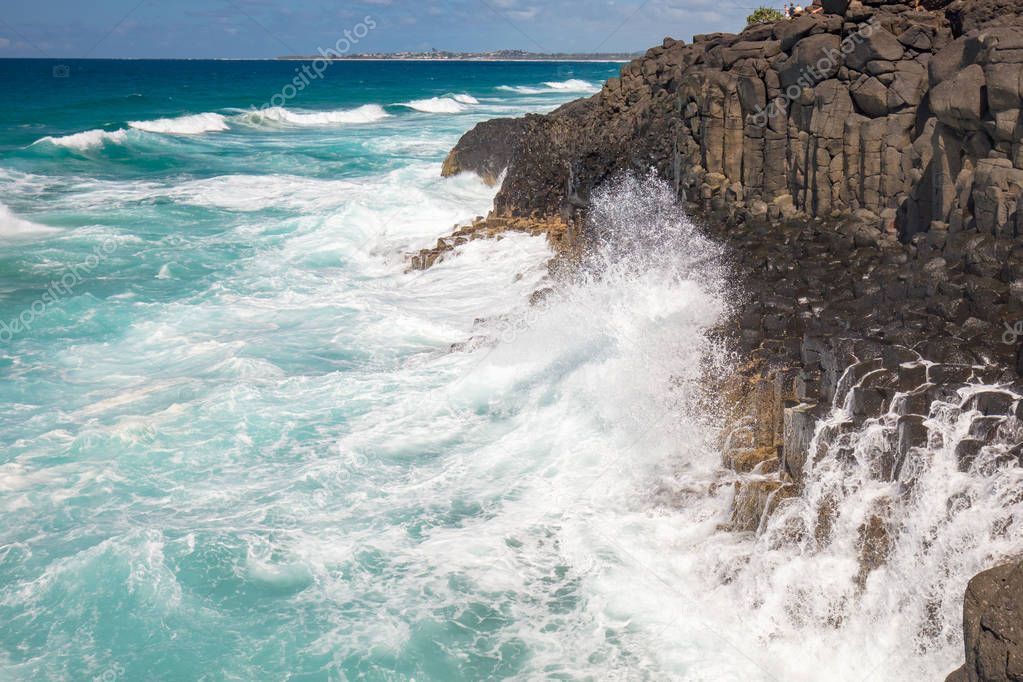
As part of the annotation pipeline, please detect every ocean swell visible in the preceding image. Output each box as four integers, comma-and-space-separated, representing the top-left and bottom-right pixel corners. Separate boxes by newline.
398, 97, 473, 114
30, 104, 393, 150
497, 79, 598, 95
241, 104, 391, 127
128, 112, 229, 134
31, 128, 128, 151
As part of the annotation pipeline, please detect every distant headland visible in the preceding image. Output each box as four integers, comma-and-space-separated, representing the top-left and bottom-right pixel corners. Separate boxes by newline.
277, 48, 638, 61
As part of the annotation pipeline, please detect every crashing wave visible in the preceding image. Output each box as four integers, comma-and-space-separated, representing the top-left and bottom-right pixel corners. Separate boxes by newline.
31, 128, 128, 150
398, 97, 468, 114
497, 79, 599, 95
242, 104, 390, 126
128, 112, 229, 134
0, 202, 61, 241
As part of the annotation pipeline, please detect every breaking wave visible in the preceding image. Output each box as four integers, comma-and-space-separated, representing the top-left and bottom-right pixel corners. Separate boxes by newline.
397, 96, 472, 113
0, 202, 61, 241
30, 128, 128, 151
128, 112, 230, 134
31, 104, 393, 149
497, 78, 599, 95
241, 104, 391, 127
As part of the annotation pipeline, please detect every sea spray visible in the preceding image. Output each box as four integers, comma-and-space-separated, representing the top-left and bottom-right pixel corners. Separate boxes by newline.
724, 377, 1023, 679
0, 203, 62, 242
451, 173, 1023, 680
399, 171, 740, 678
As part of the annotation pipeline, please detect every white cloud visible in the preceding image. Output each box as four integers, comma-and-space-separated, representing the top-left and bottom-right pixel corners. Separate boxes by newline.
508, 7, 539, 20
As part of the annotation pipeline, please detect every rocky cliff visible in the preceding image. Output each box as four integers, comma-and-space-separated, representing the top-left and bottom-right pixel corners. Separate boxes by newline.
450, 0, 1023, 243
441, 0, 1023, 678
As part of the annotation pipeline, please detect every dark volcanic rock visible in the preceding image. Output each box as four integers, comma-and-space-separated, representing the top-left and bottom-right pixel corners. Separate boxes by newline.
846, 25, 906, 71
946, 561, 1023, 681
444, 1, 1023, 249
441, 116, 528, 186
946, 0, 1023, 35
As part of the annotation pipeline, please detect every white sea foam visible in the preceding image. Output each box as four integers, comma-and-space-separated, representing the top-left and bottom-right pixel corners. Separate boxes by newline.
497, 78, 599, 94
31, 128, 128, 150
242, 104, 390, 126
128, 112, 229, 134
544, 78, 599, 91
0, 169, 60, 195
398, 97, 467, 113
162, 174, 362, 211
31, 113, 228, 150
0, 202, 61, 241
451, 93, 479, 104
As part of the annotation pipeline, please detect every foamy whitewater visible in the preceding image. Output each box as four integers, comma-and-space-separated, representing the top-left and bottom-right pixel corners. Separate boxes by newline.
128, 112, 230, 134
0, 58, 1015, 681
497, 78, 599, 94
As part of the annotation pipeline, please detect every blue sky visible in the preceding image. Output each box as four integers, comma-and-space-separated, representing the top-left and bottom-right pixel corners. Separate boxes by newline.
0, 0, 747, 58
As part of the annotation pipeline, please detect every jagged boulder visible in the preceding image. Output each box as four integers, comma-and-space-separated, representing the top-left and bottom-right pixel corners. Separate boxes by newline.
947, 0, 1023, 35
822, 0, 851, 15
931, 64, 987, 129
779, 33, 844, 88
946, 561, 1023, 682
852, 76, 890, 116
440, 116, 528, 186
846, 24, 906, 71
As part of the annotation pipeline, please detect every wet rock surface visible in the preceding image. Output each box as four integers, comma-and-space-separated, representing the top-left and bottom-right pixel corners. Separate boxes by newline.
439, 117, 528, 187
947, 561, 1023, 681
406, 214, 571, 271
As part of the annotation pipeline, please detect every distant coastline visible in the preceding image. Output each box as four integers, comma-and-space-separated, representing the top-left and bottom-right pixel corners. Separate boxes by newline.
277, 49, 638, 62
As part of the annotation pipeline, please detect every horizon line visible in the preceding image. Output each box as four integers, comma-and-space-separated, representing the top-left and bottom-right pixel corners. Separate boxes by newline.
0, 54, 642, 61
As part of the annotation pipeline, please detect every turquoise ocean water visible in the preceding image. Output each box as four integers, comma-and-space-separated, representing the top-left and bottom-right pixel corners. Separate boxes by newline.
1, 56, 1000, 682
0, 58, 736, 681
